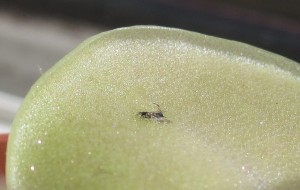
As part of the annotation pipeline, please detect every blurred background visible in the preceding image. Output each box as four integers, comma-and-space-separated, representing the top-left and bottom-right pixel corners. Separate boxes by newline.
0, 0, 300, 132
0, 0, 299, 188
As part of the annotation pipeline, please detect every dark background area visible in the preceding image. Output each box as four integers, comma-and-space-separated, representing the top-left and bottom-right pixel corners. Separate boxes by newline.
1, 0, 300, 62
0, 1, 299, 188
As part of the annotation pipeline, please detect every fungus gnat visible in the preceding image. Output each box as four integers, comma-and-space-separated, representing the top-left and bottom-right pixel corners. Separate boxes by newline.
138, 103, 171, 123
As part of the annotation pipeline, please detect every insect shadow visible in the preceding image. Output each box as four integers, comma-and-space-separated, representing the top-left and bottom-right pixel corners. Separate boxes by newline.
137, 103, 171, 123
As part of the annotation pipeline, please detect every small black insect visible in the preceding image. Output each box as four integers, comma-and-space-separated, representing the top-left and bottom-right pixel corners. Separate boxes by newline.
138, 103, 171, 123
